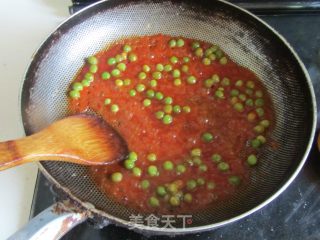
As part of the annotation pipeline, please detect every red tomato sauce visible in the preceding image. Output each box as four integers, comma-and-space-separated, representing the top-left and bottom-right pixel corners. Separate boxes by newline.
68, 34, 274, 214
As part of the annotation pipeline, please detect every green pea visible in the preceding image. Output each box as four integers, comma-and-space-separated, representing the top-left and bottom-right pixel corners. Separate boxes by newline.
143, 99, 152, 107
84, 72, 94, 81
217, 162, 229, 172
170, 56, 178, 64
123, 44, 132, 53
208, 53, 217, 61
260, 120, 270, 128
164, 104, 173, 113
132, 167, 142, 177
163, 160, 174, 170
187, 180, 197, 190
246, 81, 255, 89
149, 196, 160, 207
155, 92, 164, 100
69, 90, 80, 99
255, 98, 264, 107
146, 89, 155, 98
72, 82, 83, 91
199, 164, 208, 172
184, 193, 193, 203
177, 39, 185, 47
111, 69, 121, 77
140, 180, 150, 189
202, 57, 211, 66
235, 80, 243, 87
219, 56, 228, 65
138, 72, 147, 80
202, 132, 213, 143
245, 99, 254, 107
128, 151, 137, 161
136, 83, 146, 92
211, 154, 222, 163
128, 53, 137, 62
156, 186, 167, 197
245, 88, 254, 96
183, 57, 190, 63
192, 156, 202, 166
169, 196, 180, 206
233, 102, 244, 112
215, 90, 224, 99
174, 78, 182, 86
155, 111, 165, 119
156, 63, 164, 72
183, 106, 191, 113
167, 183, 178, 194
102, 72, 111, 80
194, 48, 203, 57
172, 69, 181, 78
164, 97, 173, 105
228, 176, 241, 186
115, 79, 124, 87
192, 41, 200, 49
222, 77, 230, 86
256, 135, 266, 144
115, 54, 124, 63
197, 178, 205, 185
230, 89, 240, 97
123, 78, 131, 86
107, 57, 116, 65
181, 65, 189, 73
149, 79, 157, 88
148, 165, 159, 177
207, 181, 216, 190
164, 64, 173, 72
124, 159, 135, 169
256, 108, 265, 117
173, 105, 181, 113
162, 114, 173, 125
117, 63, 126, 71
110, 104, 119, 113
209, 45, 218, 52
89, 64, 98, 73
176, 164, 186, 174
147, 153, 157, 162
111, 172, 123, 182
152, 71, 162, 80
255, 90, 263, 98
169, 39, 177, 48
254, 125, 265, 134
239, 94, 247, 102
142, 64, 151, 73
82, 79, 91, 87
187, 75, 197, 84
204, 48, 213, 57
215, 49, 223, 59
129, 89, 136, 97
247, 154, 258, 166
104, 98, 111, 105
191, 148, 201, 157
247, 112, 257, 122
88, 56, 98, 65
251, 139, 261, 148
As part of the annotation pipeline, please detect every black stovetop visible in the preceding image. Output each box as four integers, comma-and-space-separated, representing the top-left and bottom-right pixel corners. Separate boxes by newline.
30, 3, 320, 240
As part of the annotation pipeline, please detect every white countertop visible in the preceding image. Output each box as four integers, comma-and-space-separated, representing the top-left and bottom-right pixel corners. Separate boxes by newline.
0, 1, 70, 239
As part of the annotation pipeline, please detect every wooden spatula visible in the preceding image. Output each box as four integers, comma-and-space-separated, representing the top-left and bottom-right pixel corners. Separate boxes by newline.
0, 114, 128, 171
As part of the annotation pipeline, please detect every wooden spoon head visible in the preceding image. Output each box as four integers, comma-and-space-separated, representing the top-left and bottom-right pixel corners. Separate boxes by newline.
48, 114, 128, 165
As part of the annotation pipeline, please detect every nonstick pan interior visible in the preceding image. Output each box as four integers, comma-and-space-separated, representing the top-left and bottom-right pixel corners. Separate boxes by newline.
21, 0, 316, 234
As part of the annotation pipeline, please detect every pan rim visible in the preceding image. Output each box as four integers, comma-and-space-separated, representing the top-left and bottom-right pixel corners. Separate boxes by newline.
21, 0, 317, 235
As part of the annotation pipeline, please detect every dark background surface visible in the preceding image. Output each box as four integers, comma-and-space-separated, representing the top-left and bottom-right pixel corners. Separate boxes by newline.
30, 4, 320, 240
